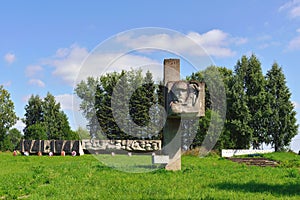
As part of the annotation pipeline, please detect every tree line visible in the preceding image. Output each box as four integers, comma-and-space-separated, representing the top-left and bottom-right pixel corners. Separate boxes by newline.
0, 54, 298, 152
75, 69, 164, 140
0, 90, 81, 151
75, 54, 298, 152
188, 55, 298, 151
22, 93, 79, 141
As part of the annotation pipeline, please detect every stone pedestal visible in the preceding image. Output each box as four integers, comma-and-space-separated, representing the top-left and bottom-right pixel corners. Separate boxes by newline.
163, 59, 181, 171
164, 118, 181, 170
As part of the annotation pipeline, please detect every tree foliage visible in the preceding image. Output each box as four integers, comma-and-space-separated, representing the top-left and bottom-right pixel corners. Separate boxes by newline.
264, 63, 298, 151
23, 95, 43, 138
7, 128, 23, 150
75, 69, 162, 140
23, 92, 76, 140
75, 55, 298, 152
0, 86, 18, 151
75, 127, 91, 139
187, 55, 298, 151
188, 66, 232, 150
239, 55, 266, 148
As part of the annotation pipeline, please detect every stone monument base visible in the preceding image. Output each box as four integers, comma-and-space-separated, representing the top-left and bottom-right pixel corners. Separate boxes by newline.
20, 140, 84, 155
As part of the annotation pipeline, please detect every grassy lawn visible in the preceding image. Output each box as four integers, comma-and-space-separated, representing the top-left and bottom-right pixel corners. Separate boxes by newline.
0, 152, 299, 199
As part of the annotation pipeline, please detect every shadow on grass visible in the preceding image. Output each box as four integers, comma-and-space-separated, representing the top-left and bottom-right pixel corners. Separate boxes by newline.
214, 181, 300, 196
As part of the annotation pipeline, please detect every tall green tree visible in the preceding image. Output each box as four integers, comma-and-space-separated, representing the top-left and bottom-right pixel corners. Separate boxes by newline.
95, 71, 126, 139
129, 70, 157, 139
226, 57, 253, 149
227, 74, 253, 149
23, 95, 44, 138
23, 92, 75, 140
187, 66, 229, 150
265, 63, 298, 151
243, 55, 266, 148
75, 77, 100, 137
76, 69, 162, 140
0, 85, 18, 150
225, 55, 266, 149
42, 93, 73, 140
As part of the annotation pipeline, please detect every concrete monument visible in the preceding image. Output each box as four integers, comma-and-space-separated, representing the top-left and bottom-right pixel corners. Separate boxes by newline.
163, 59, 205, 170
20, 140, 84, 155
81, 139, 161, 153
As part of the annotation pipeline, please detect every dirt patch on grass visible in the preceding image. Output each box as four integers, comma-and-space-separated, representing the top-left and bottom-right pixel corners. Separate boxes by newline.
227, 157, 279, 167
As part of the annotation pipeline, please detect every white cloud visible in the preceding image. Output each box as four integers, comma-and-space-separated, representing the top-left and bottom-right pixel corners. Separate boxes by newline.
45, 44, 89, 85
4, 53, 16, 64
28, 79, 45, 87
54, 93, 86, 129
55, 93, 80, 111
287, 35, 300, 50
25, 65, 43, 77
187, 30, 247, 57
116, 29, 247, 58
291, 6, 300, 18
22, 93, 77, 111
1, 81, 12, 87
259, 41, 281, 49
12, 119, 25, 133
257, 34, 272, 41
256, 34, 281, 49
279, 0, 300, 18
293, 101, 300, 109
22, 95, 31, 102
45, 30, 247, 85
46, 44, 162, 86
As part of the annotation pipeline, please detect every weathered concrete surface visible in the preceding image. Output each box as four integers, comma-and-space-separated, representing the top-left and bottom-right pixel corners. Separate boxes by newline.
20, 140, 84, 155
81, 139, 161, 152
163, 59, 182, 171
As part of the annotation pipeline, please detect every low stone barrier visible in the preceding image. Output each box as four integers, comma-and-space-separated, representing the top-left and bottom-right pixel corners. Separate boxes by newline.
20, 140, 84, 155
20, 139, 163, 155
82, 139, 162, 153
221, 149, 274, 157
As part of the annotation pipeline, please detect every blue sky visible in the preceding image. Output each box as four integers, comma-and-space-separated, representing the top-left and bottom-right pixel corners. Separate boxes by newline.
1, 0, 300, 150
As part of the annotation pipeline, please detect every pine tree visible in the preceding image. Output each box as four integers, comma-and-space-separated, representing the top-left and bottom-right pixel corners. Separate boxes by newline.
265, 63, 298, 151
227, 57, 253, 148
96, 71, 127, 139
155, 81, 166, 140
143, 71, 162, 139
23, 92, 74, 140
81, 69, 161, 140
244, 55, 266, 149
23, 95, 44, 138
225, 55, 267, 149
129, 70, 157, 139
42, 93, 62, 139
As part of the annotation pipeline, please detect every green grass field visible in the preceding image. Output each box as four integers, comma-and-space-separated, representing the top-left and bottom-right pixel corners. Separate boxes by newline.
0, 151, 300, 200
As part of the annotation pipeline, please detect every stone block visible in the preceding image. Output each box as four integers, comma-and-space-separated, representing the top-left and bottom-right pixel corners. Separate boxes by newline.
152, 155, 169, 164
63, 140, 71, 153
31, 140, 40, 153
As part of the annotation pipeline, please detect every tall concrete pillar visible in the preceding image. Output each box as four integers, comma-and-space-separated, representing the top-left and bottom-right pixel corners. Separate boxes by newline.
163, 59, 181, 171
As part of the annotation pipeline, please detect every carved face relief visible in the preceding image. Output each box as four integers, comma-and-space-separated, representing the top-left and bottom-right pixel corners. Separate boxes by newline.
172, 81, 189, 103
167, 81, 205, 117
